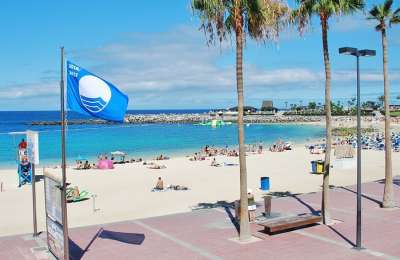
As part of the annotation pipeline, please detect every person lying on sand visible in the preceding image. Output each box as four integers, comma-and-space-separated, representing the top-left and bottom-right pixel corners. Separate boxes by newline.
210, 158, 221, 167
148, 164, 166, 169
130, 158, 143, 163
167, 184, 189, 191
143, 161, 154, 165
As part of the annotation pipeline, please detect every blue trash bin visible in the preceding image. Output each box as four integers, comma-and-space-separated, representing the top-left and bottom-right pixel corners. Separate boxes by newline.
311, 161, 317, 173
260, 177, 270, 191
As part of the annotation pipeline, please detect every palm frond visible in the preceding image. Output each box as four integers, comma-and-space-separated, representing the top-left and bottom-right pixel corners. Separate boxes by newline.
389, 15, 400, 26
367, 5, 383, 31
292, 0, 363, 35
291, 0, 314, 34
394, 7, 400, 16
390, 7, 400, 26
192, 0, 291, 44
337, 0, 365, 16
383, 0, 393, 15
367, 0, 400, 31
368, 5, 381, 19
191, 0, 228, 45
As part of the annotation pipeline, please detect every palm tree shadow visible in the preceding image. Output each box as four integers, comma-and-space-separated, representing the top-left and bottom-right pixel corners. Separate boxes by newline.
337, 186, 382, 207
267, 191, 321, 215
376, 176, 400, 187
292, 194, 321, 216
223, 206, 240, 233
194, 201, 240, 232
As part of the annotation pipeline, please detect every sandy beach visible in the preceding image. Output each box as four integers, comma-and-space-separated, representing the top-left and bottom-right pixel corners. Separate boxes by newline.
0, 143, 399, 237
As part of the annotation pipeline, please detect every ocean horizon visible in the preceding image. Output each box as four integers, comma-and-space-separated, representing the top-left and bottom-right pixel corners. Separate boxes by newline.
0, 110, 324, 169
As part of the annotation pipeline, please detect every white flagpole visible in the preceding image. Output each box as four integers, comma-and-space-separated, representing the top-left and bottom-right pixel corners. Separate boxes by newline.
60, 46, 70, 260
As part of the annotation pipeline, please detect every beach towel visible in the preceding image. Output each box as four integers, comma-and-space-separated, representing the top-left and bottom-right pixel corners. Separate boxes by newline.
224, 162, 238, 166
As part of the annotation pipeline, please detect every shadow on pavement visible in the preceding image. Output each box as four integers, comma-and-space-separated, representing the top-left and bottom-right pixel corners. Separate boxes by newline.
338, 186, 382, 207
69, 228, 145, 260
193, 201, 240, 232
376, 176, 400, 187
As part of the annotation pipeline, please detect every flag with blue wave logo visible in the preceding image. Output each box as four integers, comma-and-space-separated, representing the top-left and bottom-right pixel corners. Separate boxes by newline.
67, 61, 129, 122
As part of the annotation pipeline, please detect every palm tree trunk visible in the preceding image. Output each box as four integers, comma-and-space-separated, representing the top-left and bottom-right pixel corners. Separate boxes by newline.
235, 8, 251, 241
321, 15, 331, 224
381, 28, 394, 208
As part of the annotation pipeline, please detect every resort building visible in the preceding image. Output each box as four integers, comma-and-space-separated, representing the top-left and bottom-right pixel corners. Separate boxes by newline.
228, 106, 258, 115
261, 100, 278, 115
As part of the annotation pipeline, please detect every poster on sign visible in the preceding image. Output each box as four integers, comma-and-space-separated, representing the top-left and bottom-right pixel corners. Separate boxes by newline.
45, 176, 62, 223
26, 131, 39, 165
44, 173, 64, 259
46, 217, 64, 259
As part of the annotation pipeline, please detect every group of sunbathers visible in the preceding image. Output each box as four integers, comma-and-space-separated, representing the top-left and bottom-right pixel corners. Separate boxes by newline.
247, 143, 264, 154
191, 143, 267, 161
306, 144, 326, 154
269, 140, 292, 152
190, 146, 239, 161
155, 154, 170, 160
74, 155, 145, 170
143, 161, 167, 169
75, 160, 96, 170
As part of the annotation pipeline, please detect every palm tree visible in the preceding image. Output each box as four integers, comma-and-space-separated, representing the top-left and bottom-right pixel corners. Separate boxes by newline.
368, 0, 400, 208
191, 0, 288, 240
292, 0, 364, 224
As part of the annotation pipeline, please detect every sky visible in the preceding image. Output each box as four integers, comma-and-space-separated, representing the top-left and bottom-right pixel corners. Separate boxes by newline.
0, 0, 399, 111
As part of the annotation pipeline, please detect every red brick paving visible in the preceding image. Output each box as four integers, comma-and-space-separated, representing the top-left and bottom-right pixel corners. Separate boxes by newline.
0, 178, 399, 260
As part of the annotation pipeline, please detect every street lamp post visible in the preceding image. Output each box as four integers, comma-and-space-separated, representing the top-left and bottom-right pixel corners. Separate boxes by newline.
339, 47, 376, 250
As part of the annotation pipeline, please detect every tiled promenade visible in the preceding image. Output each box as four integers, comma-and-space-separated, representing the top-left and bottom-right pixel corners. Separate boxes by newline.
1, 177, 399, 260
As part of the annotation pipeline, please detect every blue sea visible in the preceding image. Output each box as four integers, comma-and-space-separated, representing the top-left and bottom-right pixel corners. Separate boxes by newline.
0, 110, 324, 168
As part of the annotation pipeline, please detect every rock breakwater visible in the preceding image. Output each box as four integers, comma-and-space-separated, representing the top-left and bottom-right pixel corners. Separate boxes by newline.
30, 113, 324, 126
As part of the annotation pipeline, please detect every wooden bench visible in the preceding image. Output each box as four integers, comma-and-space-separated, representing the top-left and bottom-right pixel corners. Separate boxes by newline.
258, 213, 321, 233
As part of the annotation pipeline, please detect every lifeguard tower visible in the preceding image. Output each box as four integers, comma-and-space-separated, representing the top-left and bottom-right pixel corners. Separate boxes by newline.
9, 131, 39, 187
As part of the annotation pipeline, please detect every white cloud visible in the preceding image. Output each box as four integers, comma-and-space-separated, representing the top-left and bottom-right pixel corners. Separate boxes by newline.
331, 14, 375, 32
1, 25, 399, 109
0, 82, 58, 99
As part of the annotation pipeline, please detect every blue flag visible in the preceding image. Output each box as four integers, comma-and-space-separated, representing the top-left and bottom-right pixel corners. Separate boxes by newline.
67, 61, 129, 122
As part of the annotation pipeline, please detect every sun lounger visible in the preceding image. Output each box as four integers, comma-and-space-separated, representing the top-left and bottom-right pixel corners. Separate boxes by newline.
224, 162, 238, 166
148, 164, 166, 169
151, 188, 167, 192
66, 187, 89, 203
